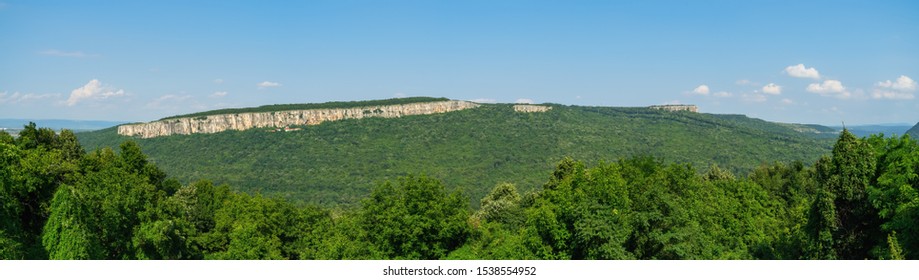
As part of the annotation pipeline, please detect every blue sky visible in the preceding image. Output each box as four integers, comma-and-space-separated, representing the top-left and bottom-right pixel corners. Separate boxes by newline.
1, 0, 917, 125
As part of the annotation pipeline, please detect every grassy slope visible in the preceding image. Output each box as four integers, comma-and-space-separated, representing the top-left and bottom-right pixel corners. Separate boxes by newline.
78, 103, 834, 208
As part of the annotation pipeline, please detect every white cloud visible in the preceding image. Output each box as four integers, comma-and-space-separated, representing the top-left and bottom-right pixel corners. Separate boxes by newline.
257, 81, 281, 88
877, 75, 916, 91
712, 91, 732, 98
39, 49, 97, 58
872, 75, 916, 100
692, 84, 710, 95
806, 80, 845, 93
214, 78, 224, 84
66, 79, 125, 106
210, 91, 228, 98
806, 80, 850, 98
394, 92, 407, 98
784, 64, 821, 79
689, 85, 729, 98
762, 83, 782, 95
471, 98, 497, 103
0, 91, 61, 104
515, 98, 534, 104
781, 98, 794, 105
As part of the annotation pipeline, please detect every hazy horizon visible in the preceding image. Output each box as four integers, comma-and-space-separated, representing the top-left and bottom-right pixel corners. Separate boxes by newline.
2, 0, 917, 125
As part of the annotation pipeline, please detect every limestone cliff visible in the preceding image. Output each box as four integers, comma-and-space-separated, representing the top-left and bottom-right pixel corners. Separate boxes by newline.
648, 104, 698, 113
118, 100, 480, 138
513, 104, 552, 113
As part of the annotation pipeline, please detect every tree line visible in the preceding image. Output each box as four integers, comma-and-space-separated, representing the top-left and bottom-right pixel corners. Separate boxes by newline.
2, 123, 917, 259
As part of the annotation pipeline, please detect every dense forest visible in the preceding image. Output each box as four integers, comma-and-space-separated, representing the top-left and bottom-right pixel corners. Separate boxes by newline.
78, 103, 836, 208
3, 123, 918, 259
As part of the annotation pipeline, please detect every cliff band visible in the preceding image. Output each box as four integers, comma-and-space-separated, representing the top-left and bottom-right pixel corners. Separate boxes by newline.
513, 104, 552, 113
118, 100, 480, 138
648, 105, 698, 113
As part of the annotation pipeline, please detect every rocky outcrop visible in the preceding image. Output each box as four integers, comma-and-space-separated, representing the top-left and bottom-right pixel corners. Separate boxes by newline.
513, 104, 551, 113
119, 100, 480, 138
648, 104, 698, 113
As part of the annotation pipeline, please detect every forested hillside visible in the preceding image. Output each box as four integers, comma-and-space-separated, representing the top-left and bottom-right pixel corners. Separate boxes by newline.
3, 124, 919, 259
78, 101, 835, 207
907, 122, 919, 139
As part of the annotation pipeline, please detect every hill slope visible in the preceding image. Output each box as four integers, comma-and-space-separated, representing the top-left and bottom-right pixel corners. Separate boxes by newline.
908, 122, 919, 139
77, 101, 835, 207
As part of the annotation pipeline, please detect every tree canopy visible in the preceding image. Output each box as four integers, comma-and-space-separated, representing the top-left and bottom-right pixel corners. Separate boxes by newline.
2, 124, 918, 259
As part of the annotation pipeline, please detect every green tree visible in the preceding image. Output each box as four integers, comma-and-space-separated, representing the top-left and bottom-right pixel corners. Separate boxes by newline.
0, 130, 13, 144
41, 183, 105, 259
310, 211, 381, 259
619, 157, 704, 259
518, 158, 634, 259
475, 183, 523, 226
808, 129, 881, 259
887, 232, 906, 260
0, 230, 24, 259
203, 192, 312, 260
749, 161, 816, 259
0, 126, 82, 259
866, 134, 919, 258
42, 143, 173, 259
447, 221, 534, 260
360, 175, 470, 259
0, 142, 25, 259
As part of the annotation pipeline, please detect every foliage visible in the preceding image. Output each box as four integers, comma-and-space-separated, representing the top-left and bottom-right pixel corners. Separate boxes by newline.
5, 123, 919, 260
866, 134, 919, 258
359, 175, 470, 259
808, 130, 881, 259
0, 123, 83, 259
78, 103, 833, 208
474, 183, 523, 226
887, 232, 905, 260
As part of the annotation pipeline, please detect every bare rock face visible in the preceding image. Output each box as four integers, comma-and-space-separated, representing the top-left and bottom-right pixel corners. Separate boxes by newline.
648, 104, 698, 113
513, 104, 552, 113
118, 100, 480, 138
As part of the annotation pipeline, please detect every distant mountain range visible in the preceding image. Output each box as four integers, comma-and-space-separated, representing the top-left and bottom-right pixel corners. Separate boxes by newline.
830, 123, 916, 138
0, 119, 126, 132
